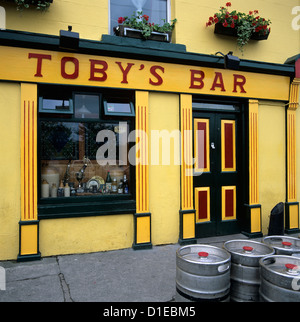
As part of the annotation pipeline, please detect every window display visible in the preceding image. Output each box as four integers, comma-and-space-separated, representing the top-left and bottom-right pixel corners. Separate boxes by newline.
39, 89, 133, 200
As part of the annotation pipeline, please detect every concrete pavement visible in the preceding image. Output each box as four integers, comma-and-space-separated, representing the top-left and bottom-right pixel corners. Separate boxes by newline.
0, 233, 247, 302
0, 233, 297, 303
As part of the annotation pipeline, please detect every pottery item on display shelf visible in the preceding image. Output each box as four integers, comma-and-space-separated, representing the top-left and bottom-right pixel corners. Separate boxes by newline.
41, 179, 50, 198
64, 183, 70, 197
51, 183, 57, 198
110, 167, 125, 184
41, 164, 60, 195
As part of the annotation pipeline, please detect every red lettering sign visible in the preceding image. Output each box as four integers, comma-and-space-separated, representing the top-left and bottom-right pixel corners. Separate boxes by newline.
210, 72, 226, 92
28, 53, 52, 77
61, 57, 79, 79
190, 70, 205, 89
89, 59, 108, 82
149, 65, 164, 86
115, 62, 135, 84
233, 74, 247, 93
27, 52, 250, 96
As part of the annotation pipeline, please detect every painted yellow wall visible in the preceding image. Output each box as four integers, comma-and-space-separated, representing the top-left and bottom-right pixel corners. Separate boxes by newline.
3, 0, 108, 41
148, 92, 180, 245
173, 0, 299, 63
258, 101, 286, 234
0, 82, 20, 260
40, 215, 133, 257
1, 0, 298, 63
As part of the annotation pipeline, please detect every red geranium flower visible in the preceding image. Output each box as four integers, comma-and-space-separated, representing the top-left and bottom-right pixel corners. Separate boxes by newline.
223, 20, 229, 27
143, 14, 149, 21
230, 22, 235, 28
226, 2, 231, 6
118, 17, 125, 24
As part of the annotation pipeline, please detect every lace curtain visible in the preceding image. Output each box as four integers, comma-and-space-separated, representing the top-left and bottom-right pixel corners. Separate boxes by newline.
131, 0, 147, 13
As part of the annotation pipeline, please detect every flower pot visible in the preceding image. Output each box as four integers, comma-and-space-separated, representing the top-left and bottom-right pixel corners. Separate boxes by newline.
214, 22, 269, 40
114, 25, 172, 43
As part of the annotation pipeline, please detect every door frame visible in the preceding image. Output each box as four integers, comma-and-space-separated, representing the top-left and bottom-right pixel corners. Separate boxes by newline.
192, 96, 248, 238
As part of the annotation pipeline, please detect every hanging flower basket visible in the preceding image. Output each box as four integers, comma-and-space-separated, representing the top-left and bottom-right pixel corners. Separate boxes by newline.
214, 22, 269, 41
206, 2, 271, 52
114, 11, 176, 43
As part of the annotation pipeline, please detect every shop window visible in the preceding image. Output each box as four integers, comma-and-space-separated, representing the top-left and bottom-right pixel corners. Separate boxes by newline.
104, 99, 135, 117
39, 97, 73, 114
38, 86, 135, 218
109, 0, 170, 35
74, 93, 100, 119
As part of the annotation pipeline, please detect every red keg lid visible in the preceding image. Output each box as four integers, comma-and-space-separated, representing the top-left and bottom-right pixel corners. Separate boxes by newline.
198, 252, 209, 258
243, 246, 253, 252
285, 263, 298, 270
282, 241, 292, 247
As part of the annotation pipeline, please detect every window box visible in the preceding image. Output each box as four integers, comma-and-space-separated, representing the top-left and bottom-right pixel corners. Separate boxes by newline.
114, 25, 172, 43
214, 22, 269, 41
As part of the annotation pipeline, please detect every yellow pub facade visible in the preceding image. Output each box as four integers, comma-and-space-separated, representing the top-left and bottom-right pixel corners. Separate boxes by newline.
0, 0, 299, 261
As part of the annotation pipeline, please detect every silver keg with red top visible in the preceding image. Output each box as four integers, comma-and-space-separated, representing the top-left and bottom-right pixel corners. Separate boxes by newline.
262, 235, 300, 256
176, 244, 231, 302
259, 255, 300, 302
223, 240, 275, 302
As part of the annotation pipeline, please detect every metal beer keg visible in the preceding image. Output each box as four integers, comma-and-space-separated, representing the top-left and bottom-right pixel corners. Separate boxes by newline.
259, 255, 300, 302
262, 236, 300, 256
223, 240, 275, 302
176, 244, 231, 302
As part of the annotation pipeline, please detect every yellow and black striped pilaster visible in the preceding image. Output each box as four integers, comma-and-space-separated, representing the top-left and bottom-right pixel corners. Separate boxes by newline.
18, 83, 41, 262
179, 94, 196, 244
244, 99, 262, 237
285, 79, 300, 233
133, 91, 152, 249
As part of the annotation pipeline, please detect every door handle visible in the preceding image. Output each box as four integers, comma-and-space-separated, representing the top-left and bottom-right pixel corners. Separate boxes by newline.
211, 142, 216, 149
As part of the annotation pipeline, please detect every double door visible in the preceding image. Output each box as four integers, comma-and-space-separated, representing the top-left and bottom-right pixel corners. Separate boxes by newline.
193, 111, 242, 237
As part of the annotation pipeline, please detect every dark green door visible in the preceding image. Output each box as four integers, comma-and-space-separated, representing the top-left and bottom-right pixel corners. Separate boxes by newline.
193, 109, 242, 237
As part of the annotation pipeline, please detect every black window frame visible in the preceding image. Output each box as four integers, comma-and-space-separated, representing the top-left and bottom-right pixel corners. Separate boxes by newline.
103, 100, 135, 117
37, 85, 136, 220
